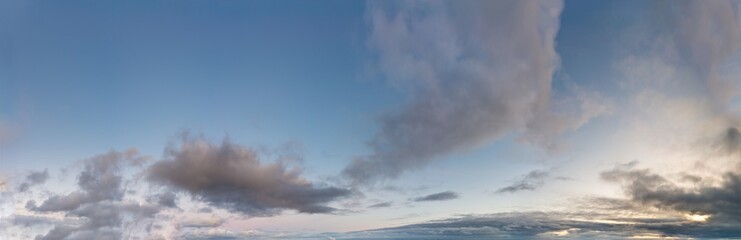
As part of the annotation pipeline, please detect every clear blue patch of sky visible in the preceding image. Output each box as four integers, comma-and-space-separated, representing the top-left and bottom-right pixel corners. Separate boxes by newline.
1, 0, 404, 173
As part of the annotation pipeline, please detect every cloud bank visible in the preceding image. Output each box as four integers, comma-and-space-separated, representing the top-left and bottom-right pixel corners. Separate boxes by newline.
341, 211, 741, 239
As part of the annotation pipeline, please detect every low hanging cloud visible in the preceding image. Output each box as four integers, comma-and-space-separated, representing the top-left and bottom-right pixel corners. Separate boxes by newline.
146, 136, 352, 216
343, 0, 610, 185
411, 191, 459, 202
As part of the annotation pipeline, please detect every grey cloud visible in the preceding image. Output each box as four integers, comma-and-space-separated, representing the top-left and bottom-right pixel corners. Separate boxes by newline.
8, 215, 56, 228
343, 0, 608, 185
412, 191, 458, 202
0, 177, 6, 192
146, 136, 352, 216
17, 169, 49, 192
179, 215, 225, 228
601, 161, 741, 223
30, 149, 162, 240
719, 127, 741, 156
496, 170, 550, 194
367, 201, 393, 209
30, 150, 143, 212
157, 192, 177, 208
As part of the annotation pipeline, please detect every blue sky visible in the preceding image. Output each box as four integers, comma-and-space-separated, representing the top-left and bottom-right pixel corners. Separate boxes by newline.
2, 0, 741, 239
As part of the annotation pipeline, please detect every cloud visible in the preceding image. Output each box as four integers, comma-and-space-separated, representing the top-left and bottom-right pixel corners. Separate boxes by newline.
179, 215, 225, 228
342, 0, 609, 185
16, 169, 49, 192
666, 1, 741, 108
412, 191, 459, 202
27, 149, 162, 240
146, 136, 352, 216
367, 201, 393, 209
601, 161, 741, 224
495, 170, 550, 194
157, 192, 178, 208
341, 211, 741, 239
29, 150, 145, 212
0, 176, 6, 192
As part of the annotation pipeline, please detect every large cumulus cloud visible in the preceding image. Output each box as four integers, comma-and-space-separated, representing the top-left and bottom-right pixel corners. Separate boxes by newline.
147, 136, 352, 216
343, 0, 610, 185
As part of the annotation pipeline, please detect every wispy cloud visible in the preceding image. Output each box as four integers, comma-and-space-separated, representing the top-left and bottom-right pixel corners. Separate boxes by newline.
16, 169, 49, 192
367, 201, 393, 209
495, 170, 550, 194
411, 191, 459, 202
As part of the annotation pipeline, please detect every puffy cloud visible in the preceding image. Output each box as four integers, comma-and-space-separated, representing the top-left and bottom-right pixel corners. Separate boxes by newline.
411, 191, 459, 202
17, 169, 49, 192
146, 136, 351, 216
29, 149, 145, 212
343, 0, 608, 185
28, 149, 162, 240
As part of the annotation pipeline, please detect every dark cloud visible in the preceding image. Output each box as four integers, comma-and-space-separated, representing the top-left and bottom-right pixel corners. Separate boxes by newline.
495, 170, 549, 194
342, 0, 608, 185
719, 127, 741, 156
367, 201, 393, 209
412, 191, 459, 202
601, 161, 741, 224
28, 149, 162, 240
17, 169, 49, 192
157, 192, 178, 208
146, 136, 351, 216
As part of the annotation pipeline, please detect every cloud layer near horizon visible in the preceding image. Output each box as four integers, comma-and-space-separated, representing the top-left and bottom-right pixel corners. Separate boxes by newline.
1, 136, 353, 239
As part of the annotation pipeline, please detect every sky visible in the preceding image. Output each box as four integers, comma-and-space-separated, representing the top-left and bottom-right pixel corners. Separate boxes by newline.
1, 0, 741, 239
